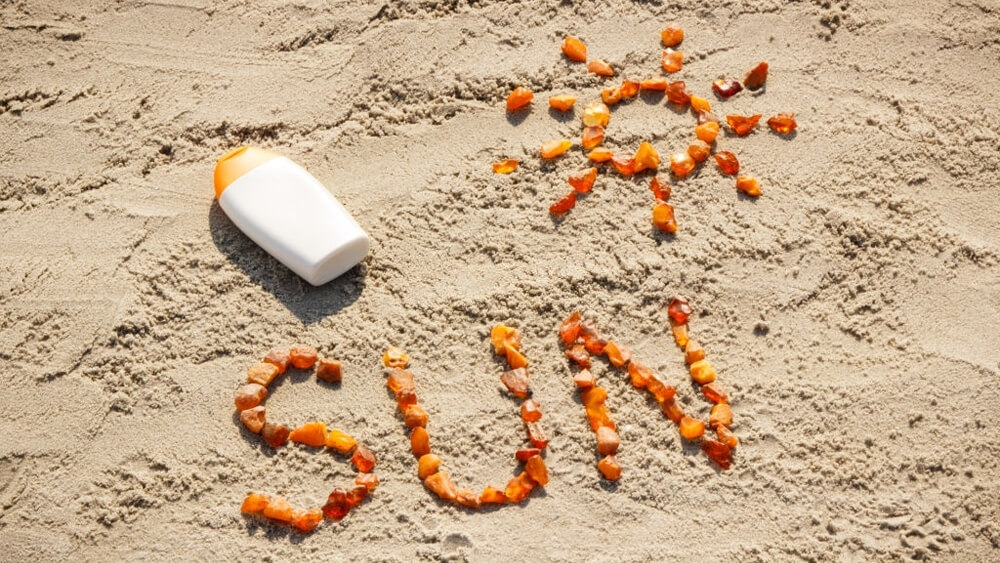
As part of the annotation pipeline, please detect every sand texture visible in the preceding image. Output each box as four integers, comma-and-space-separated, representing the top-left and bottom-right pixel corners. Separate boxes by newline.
2, 0, 1000, 560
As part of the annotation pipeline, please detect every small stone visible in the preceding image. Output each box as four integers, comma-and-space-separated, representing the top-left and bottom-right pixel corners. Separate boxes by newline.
573, 369, 597, 388
690, 95, 711, 114
565, 344, 591, 368
627, 361, 652, 388
355, 472, 379, 491
586, 405, 616, 431
548, 94, 577, 112
492, 159, 519, 174
582, 126, 605, 150
580, 386, 608, 408
540, 139, 573, 159
669, 152, 695, 177
712, 79, 743, 98
661, 48, 683, 73
325, 428, 358, 454
525, 421, 549, 449
262, 422, 289, 448
515, 448, 542, 462
504, 472, 536, 502
668, 296, 693, 324
701, 439, 733, 469
240, 406, 266, 434
500, 367, 531, 398
247, 363, 280, 387
650, 175, 671, 201
645, 373, 676, 403
611, 155, 637, 176
679, 416, 706, 440
601, 87, 622, 105
689, 359, 716, 384
587, 59, 615, 77
383, 346, 409, 368
315, 358, 342, 383
289, 421, 327, 447
410, 427, 431, 456
568, 167, 598, 193
455, 489, 482, 509
633, 141, 660, 172
640, 77, 668, 91
559, 312, 583, 344
701, 382, 729, 404
520, 399, 543, 422
235, 383, 267, 411
709, 403, 733, 428
661, 398, 684, 423
240, 493, 269, 514
767, 113, 797, 134
480, 486, 507, 504
695, 121, 720, 144
620, 80, 640, 98
652, 202, 678, 234
596, 426, 620, 455
418, 453, 442, 479
687, 140, 711, 163
263, 496, 293, 523
604, 341, 631, 367
322, 488, 350, 520
660, 23, 684, 47
291, 508, 323, 532
424, 471, 458, 501
685, 339, 706, 364
716, 425, 739, 448
506, 87, 533, 111
352, 444, 376, 472
525, 455, 549, 486
726, 114, 762, 136
743, 61, 768, 89
289, 345, 318, 369
598, 455, 622, 480
263, 349, 290, 374
582, 102, 611, 127
345, 485, 368, 508
549, 191, 578, 216
736, 175, 762, 197
665, 81, 691, 106
403, 404, 429, 428
714, 151, 739, 175
587, 147, 614, 162
562, 36, 587, 62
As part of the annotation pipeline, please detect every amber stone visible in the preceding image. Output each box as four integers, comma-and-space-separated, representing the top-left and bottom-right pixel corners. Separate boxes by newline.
627, 361, 652, 388
492, 159, 519, 174
595, 426, 620, 455
712, 79, 743, 98
709, 403, 733, 429
716, 425, 739, 448
549, 191, 578, 216
597, 455, 622, 481
515, 447, 542, 463
325, 428, 358, 454
500, 367, 531, 398
736, 175, 762, 197
660, 23, 684, 47
355, 472, 379, 492
322, 488, 350, 520
689, 359, 716, 384
743, 61, 768, 89
586, 405, 616, 431
263, 496, 293, 523
713, 151, 739, 175
410, 426, 431, 456
386, 368, 414, 393
569, 167, 598, 193
548, 94, 577, 112
520, 399, 543, 422
684, 339, 706, 364
540, 139, 573, 159
633, 141, 660, 173
611, 155, 637, 177
525, 421, 549, 449
425, 471, 458, 501
234, 383, 267, 411
620, 80, 640, 98
587, 59, 615, 77
506, 87, 533, 111
565, 344, 591, 368
695, 122, 720, 144
240, 406, 266, 434
601, 87, 622, 105
505, 343, 529, 369
345, 485, 368, 508
455, 489, 482, 509
263, 349, 290, 374
289, 346, 318, 370
352, 444, 376, 473
588, 147, 614, 162
701, 439, 733, 469
667, 295, 692, 324
660, 398, 684, 424
581, 126, 605, 150
690, 95, 711, 114
581, 325, 607, 354
262, 422, 289, 448
665, 81, 691, 106
383, 346, 409, 368
480, 486, 507, 504
661, 49, 683, 73
247, 363, 280, 387
403, 404, 429, 428
582, 102, 611, 127
315, 359, 342, 383
678, 416, 706, 440
418, 453, 442, 479
687, 140, 711, 163
639, 77, 668, 91
504, 472, 536, 502
562, 36, 587, 62
524, 455, 549, 486
649, 175, 671, 201
701, 382, 729, 404
645, 373, 676, 403
573, 369, 597, 389
726, 114, 762, 136
767, 112, 797, 134
240, 493, 269, 514
290, 421, 327, 448
652, 202, 678, 234
669, 152, 695, 177
559, 312, 583, 344
580, 386, 608, 408
490, 325, 517, 354
671, 322, 689, 348
604, 341, 631, 367
395, 386, 418, 409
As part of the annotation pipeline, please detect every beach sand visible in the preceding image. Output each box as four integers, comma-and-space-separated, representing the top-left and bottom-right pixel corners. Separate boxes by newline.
1, 0, 999, 560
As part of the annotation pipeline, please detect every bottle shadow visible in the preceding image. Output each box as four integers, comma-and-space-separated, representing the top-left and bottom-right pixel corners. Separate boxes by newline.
208, 200, 366, 325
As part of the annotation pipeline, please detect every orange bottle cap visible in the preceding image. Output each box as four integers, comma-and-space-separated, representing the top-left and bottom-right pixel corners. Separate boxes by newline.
213, 146, 280, 199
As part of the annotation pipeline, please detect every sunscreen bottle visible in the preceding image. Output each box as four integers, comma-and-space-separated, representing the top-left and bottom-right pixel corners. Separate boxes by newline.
213, 146, 369, 286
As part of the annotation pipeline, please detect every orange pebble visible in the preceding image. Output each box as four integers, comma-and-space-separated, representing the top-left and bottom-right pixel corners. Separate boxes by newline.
690, 95, 711, 114
355, 472, 379, 492
726, 114, 762, 136
480, 486, 507, 505
666, 81, 691, 106
417, 453, 442, 479
743, 61, 768, 89
383, 346, 410, 368
689, 359, 716, 384
601, 87, 622, 105
520, 399, 543, 422
263, 349, 290, 374
240, 493, 270, 514
586, 405, 616, 431
650, 175, 672, 201
702, 439, 733, 469
322, 488, 350, 520
352, 444, 376, 473
767, 112, 797, 134
633, 141, 660, 173
492, 159, 519, 174
640, 77, 668, 91
455, 489, 482, 509
685, 339, 706, 364
540, 139, 573, 159
661, 398, 684, 424
717, 425, 739, 448
714, 151, 739, 175
709, 403, 733, 429
262, 496, 293, 523
549, 94, 577, 112
645, 373, 676, 403
500, 367, 531, 398
506, 87, 533, 112
611, 155, 636, 176
403, 404, 429, 428
669, 152, 695, 177
549, 191, 578, 216
247, 362, 280, 387
661, 49, 683, 73
587, 59, 614, 77
736, 175, 762, 197
289, 346, 318, 370
580, 386, 608, 408
490, 325, 518, 354
291, 508, 323, 533
695, 121, 720, 144
582, 102, 611, 127
525, 455, 549, 486
687, 140, 711, 163
562, 36, 587, 62
504, 472, 536, 502
235, 383, 267, 411
596, 426, 620, 455
262, 422, 289, 449
526, 421, 549, 449
240, 406, 266, 434
582, 126, 605, 150
505, 343, 529, 369
620, 79, 640, 98
702, 382, 729, 404
598, 455, 622, 480
290, 421, 327, 447
568, 167, 598, 193
559, 311, 582, 343
627, 361, 652, 388
345, 485, 368, 508
573, 369, 597, 388
315, 358, 342, 383
671, 322, 689, 348
565, 344, 591, 368
424, 470, 458, 501
604, 341, 631, 367
325, 428, 358, 454
587, 147, 614, 162
678, 416, 706, 440
661, 23, 684, 47
410, 426, 431, 456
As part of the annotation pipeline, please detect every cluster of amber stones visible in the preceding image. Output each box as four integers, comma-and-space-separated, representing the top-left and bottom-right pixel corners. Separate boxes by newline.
235, 346, 377, 532
384, 331, 548, 508
560, 304, 738, 471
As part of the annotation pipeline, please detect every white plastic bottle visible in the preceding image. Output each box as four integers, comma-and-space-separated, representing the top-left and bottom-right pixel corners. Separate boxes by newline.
213, 146, 369, 286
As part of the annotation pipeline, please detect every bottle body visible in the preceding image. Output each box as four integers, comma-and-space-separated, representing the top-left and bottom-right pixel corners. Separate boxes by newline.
215, 149, 369, 286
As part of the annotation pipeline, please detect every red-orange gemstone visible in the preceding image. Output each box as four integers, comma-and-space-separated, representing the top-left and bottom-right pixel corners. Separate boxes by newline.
549, 191, 578, 216
603, 341, 630, 367
726, 114, 762, 136
345, 485, 368, 508
650, 175, 671, 201
262, 496, 293, 523
587, 147, 614, 162
717, 425, 740, 448
665, 81, 691, 106
701, 382, 729, 404
541, 139, 573, 159
767, 113, 797, 134
712, 79, 742, 98
355, 472, 379, 491
580, 323, 607, 354
695, 121, 720, 144
291, 508, 323, 532
620, 80, 640, 98
352, 444, 376, 472
701, 439, 733, 469
586, 405, 616, 431
587, 59, 615, 77
562, 36, 587, 62
289, 345, 318, 369
506, 87, 533, 111
639, 77, 668, 91
601, 87, 622, 105
322, 488, 350, 520
548, 94, 577, 112
679, 416, 706, 440
661, 398, 684, 423
492, 159, 519, 174
403, 404, 428, 428
520, 399, 543, 422
526, 421, 549, 449
669, 152, 695, 177
714, 151, 740, 175
611, 155, 636, 176
582, 126, 605, 150
633, 141, 660, 173
573, 369, 596, 389
504, 472, 536, 503
480, 486, 507, 505
580, 386, 607, 408
597, 455, 622, 480
743, 61, 768, 89
515, 447, 542, 463
524, 455, 549, 486
569, 167, 598, 193
645, 372, 676, 403
263, 349, 290, 374
661, 49, 683, 73
565, 344, 591, 368
627, 361, 652, 388
736, 175, 762, 197
660, 23, 684, 47
559, 312, 582, 344
687, 140, 711, 163
667, 295, 692, 324
240, 493, 270, 514
500, 367, 531, 399
262, 422, 289, 449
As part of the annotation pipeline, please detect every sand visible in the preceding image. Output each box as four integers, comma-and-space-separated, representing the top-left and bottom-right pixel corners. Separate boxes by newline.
2, 0, 999, 560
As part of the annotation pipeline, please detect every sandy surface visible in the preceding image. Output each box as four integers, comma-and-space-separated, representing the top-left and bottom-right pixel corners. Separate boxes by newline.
2, 0, 1000, 560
